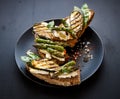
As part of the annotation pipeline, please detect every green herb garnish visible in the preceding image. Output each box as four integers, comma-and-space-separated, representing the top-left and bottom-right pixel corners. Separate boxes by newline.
21, 56, 32, 62
61, 19, 69, 27
47, 20, 55, 29
21, 50, 40, 63
26, 50, 40, 60
73, 6, 81, 12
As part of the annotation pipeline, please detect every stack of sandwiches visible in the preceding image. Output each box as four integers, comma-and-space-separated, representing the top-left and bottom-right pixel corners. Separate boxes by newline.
21, 3, 94, 86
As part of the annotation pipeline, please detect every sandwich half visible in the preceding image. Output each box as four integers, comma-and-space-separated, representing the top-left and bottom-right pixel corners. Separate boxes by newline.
33, 4, 94, 47
21, 50, 80, 86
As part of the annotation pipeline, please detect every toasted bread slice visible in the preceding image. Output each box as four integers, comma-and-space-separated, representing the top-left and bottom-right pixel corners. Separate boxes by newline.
27, 66, 80, 86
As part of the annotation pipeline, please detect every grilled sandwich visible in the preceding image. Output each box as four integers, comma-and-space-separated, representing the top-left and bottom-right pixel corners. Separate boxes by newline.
21, 50, 80, 86
33, 4, 94, 47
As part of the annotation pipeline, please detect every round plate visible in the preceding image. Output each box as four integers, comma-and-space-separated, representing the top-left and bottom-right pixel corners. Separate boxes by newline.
15, 19, 104, 87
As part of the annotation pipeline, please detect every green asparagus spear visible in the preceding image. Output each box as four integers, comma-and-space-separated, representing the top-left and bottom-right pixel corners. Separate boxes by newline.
35, 38, 68, 47
58, 60, 76, 73
52, 27, 77, 38
62, 60, 76, 67
61, 66, 78, 74
52, 60, 78, 77
47, 48, 64, 58
81, 3, 90, 26
33, 43, 64, 52
73, 4, 90, 26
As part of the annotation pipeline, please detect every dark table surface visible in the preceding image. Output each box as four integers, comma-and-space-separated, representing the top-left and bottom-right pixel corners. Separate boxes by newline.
0, 0, 120, 99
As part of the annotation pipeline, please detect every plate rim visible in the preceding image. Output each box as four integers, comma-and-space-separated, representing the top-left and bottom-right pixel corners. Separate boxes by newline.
81, 26, 104, 82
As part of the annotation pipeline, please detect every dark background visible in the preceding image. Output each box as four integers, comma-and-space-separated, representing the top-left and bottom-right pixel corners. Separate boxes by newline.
0, 0, 120, 99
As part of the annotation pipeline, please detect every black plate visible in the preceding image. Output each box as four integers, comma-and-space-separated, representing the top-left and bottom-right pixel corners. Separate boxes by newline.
15, 19, 104, 87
